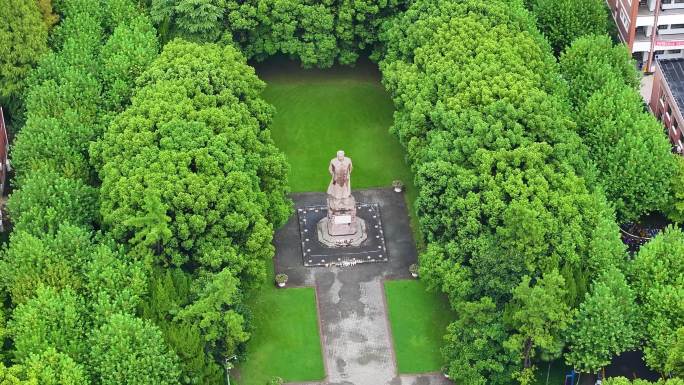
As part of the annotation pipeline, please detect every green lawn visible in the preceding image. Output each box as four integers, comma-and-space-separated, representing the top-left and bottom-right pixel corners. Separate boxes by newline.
257, 58, 422, 246
384, 279, 456, 374
234, 268, 324, 385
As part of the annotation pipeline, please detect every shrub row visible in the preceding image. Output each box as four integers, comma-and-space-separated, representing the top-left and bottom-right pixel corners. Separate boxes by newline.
149, 0, 409, 67
560, 35, 676, 223
0, 1, 177, 384
379, 0, 634, 382
92, 39, 292, 384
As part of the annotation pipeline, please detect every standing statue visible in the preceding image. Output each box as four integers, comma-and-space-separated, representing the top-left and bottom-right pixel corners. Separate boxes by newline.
318, 150, 365, 243
327, 150, 353, 200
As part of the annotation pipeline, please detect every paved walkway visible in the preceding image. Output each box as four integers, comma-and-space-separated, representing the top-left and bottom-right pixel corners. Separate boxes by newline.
275, 189, 453, 385
641, 74, 654, 105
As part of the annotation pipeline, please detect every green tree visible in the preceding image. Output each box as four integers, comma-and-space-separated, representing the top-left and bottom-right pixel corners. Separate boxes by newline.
565, 267, 639, 373
0, 0, 48, 118
1, 225, 92, 304
0, 363, 26, 385
98, 14, 159, 113
416, 144, 623, 304
506, 270, 570, 377
149, 0, 406, 66
380, 1, 627, 381
9, 286, 86, 362
140, 268, 224, 385
93, 40, 291, 276
176, 268, 249, 356
88, 313, 181, 385
630, 227, 684, 375
576, 81, 676, 222
528, 0, 608, 55
442, 297, 517, 385
560, 34, 640, 109
667, 327, 684, 377
151, 0, 226, 41
123, 191, 172, 259
6, 170, 98, 236
668, 156, 684, 223
21, 348, 88, 385
83, 240, 148, 325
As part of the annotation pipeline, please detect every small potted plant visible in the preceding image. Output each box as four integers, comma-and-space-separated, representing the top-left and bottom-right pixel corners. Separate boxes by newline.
392, 180, 404, 193
409, 263, 419, 278
275, 273, 288, 288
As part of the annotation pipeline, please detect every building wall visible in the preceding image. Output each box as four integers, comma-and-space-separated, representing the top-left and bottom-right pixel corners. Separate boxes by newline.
608, 0, 635, 46
650, 63, 684, 152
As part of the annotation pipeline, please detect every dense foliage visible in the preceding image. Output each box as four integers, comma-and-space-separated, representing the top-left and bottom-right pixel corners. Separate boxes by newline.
527, 0, 608, 55
2, 0, 683, 383
560, 35, 676, 222
565, 267, 639, 372
630, 228, 684, 376
0, 1, 176, 384
93, 39, 290, 267
0, 0, 49, 121
92, 39, 291, 383
379, 0, 635, 382
149, 0, 409, 67
6, 170, 98, 236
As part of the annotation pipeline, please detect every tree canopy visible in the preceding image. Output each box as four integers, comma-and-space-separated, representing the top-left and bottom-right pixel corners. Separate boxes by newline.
93, 39, 291, 273
630, 227, 684, 376
92, 39, 291, 382
0, 0, 48, 120
2, 0, 682, 383
379, 0, 627, 382
149, 0, 409, 67
560, 35, 676, 222
565, 267, 640, 373
527, 0, 608, 55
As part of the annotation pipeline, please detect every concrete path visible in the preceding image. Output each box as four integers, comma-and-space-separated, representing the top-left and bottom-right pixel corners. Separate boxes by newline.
274, 189, 453, 385
641, 74, 654, 105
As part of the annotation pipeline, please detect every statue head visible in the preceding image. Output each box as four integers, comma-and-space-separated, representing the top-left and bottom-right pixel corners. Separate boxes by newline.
337, 150, 345, 161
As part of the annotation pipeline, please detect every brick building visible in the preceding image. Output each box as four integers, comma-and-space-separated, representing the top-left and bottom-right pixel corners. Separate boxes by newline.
608, 0, 684, 72
650, 58, 684, 153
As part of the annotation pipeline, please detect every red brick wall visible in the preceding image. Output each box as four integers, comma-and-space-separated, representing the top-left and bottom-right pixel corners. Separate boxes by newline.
608, 0, 635, 47
650, 64, 684, 151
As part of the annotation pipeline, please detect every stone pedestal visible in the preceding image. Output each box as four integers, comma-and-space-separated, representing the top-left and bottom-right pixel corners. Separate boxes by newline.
318, 193, 368, 247
317, 216, 367, 247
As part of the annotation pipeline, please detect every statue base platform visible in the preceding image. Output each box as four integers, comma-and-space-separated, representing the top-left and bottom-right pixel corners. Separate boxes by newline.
296, 203, 388, 267
317, 217, 367, 247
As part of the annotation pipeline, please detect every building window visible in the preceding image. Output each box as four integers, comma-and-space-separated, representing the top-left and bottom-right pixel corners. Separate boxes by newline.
620, 8, 630, 29
676, 0, 684, 4
673, 24, 684, 29
667, 49, 683, 54
656, 50, 666, 55
659, 25, 670, 30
